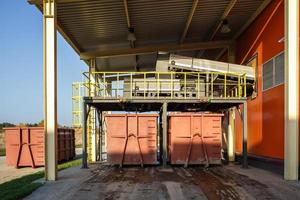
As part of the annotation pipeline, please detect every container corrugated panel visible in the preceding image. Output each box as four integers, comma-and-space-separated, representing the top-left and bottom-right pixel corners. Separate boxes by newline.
62, 129, 74, 160
58, 132, 65, 161
168, 113, 223, 166
65, 131, 71, 160
70, 130, 75, 158
5, 127, 44, 167
4, 127, 75, 168
106, 114, 158, 166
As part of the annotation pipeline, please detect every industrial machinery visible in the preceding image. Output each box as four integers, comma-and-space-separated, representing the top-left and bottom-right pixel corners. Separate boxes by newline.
73, 53, 255, 126
73, 54, 254, 168
120, 53, 254, 99
167, 54, 255, 79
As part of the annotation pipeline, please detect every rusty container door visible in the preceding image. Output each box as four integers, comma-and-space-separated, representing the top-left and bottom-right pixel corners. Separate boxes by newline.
169, 113, 223, 166
65, 130, 71, 160
5, 127, 44, 168
202, 114, 223, 164
5, 127, 75, 167
58, 131, 65, 162
106, 114, 158, 166
71, 130, 75, 158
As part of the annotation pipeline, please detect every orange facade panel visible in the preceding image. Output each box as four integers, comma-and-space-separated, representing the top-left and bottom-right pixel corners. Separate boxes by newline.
235, 0, 287, 160
168, 113, 223, 166
105, 114, 159, 166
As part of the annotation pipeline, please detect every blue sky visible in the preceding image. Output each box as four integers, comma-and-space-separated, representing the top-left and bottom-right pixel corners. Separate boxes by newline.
0, 1, 87, 126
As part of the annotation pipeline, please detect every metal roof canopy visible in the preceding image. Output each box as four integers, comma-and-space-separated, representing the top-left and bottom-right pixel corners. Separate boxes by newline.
28, 0, 271, 71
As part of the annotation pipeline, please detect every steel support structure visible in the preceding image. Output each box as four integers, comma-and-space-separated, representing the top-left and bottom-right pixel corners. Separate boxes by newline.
180, 0, 199, 43
96, 109, 103, 161
227, 44, 236, 162
43, 0, 58, 181
228, 44, 236, 63
88, 59, 97, 162
284, 0, 299, 180
83, 97, 248, 168
228, 108, 236, 162
162, 102, 168, 167
242, 102, 248, 168
82, 100, 89, 169
80, 40, 232, 59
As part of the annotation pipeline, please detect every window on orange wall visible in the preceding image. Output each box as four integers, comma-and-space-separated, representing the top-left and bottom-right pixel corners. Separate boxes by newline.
262, 52, 285, 91
246, 54, 258, 98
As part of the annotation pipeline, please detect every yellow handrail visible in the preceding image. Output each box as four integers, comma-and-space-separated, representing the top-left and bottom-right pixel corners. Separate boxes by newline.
78, 71, 250, 100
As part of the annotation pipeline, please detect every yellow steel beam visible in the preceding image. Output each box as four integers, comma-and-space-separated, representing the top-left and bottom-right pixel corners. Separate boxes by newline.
80, 40, 233, 59
284, 0, 299, 180
180, 0, 199, 43
29, 0, 91, 4
208, 0, 237, 41
215, 0, 273, 61
81, 71, 251, 100
199, 0, 236, 58
33, 3, 82, 55
122, 0, 137, 68
233, 0, 273, 39
85, 70, 245, 77
123, 0, 131, 28
43, 0, 58, 181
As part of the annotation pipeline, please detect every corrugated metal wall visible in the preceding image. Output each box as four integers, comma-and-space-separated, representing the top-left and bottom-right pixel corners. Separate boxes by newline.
234, 0, 286, 160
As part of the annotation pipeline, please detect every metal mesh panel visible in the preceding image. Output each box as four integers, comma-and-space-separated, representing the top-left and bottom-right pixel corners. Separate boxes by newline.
275, 52, 284, 85
263, 59, 274, 90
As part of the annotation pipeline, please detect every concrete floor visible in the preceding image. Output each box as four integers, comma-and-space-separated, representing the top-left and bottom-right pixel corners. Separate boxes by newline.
24, 163, 300, 200
0, 156, 43, 184
0, 148, 82, 184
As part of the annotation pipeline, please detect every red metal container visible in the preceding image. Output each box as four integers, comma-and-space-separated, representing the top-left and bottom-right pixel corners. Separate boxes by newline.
5, 127, 44, 168
70, 130, 75, 158
4, 127, 75, 168
65, 131, 71, 160
168, 113, 223, 166
58, 132, 65, 161
105, 114, 158, 166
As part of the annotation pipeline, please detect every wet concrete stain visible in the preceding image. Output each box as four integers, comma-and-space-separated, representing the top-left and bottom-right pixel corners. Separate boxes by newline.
72, 165, 279, 200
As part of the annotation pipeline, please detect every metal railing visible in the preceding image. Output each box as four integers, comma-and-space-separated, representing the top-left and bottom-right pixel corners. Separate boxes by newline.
72, 82, 90, 127
72, 71, 251, 126
82, 71, 250, 100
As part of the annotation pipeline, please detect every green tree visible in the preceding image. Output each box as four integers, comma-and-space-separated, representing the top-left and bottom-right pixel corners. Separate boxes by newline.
38, 120, 44, 127
0, 122, 15, 131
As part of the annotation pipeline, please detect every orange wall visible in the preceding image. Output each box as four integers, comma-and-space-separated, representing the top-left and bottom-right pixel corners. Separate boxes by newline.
235, 0, 285, 159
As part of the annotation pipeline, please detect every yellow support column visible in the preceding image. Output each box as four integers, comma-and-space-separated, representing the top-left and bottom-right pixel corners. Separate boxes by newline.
88, 59, 97, 162
284, 0, 299, 180
43, 0, 57, 181
228, 108, 236, 162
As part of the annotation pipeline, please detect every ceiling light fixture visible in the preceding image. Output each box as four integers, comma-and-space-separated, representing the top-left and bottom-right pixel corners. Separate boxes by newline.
220, 19, 231, 34
127, 27, 136, 42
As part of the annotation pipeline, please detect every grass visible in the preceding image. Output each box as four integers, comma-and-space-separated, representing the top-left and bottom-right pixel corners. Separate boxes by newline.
0, 158, 82, 200
58, 158, 81, 171
0, 148, 5, 156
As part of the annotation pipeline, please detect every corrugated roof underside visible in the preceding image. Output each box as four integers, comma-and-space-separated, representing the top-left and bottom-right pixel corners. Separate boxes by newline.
214, 0, 264, 40
128, 0, 191, 46
57, 0, 128, 51
51, 0, 267, 69
185, 0, 230, 42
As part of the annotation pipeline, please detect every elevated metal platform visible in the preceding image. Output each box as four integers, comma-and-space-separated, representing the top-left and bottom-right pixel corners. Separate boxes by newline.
81, 96, 248, 169
84, 96, 246, 112
75, 69, 250, 170
73, 70, 252, 127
